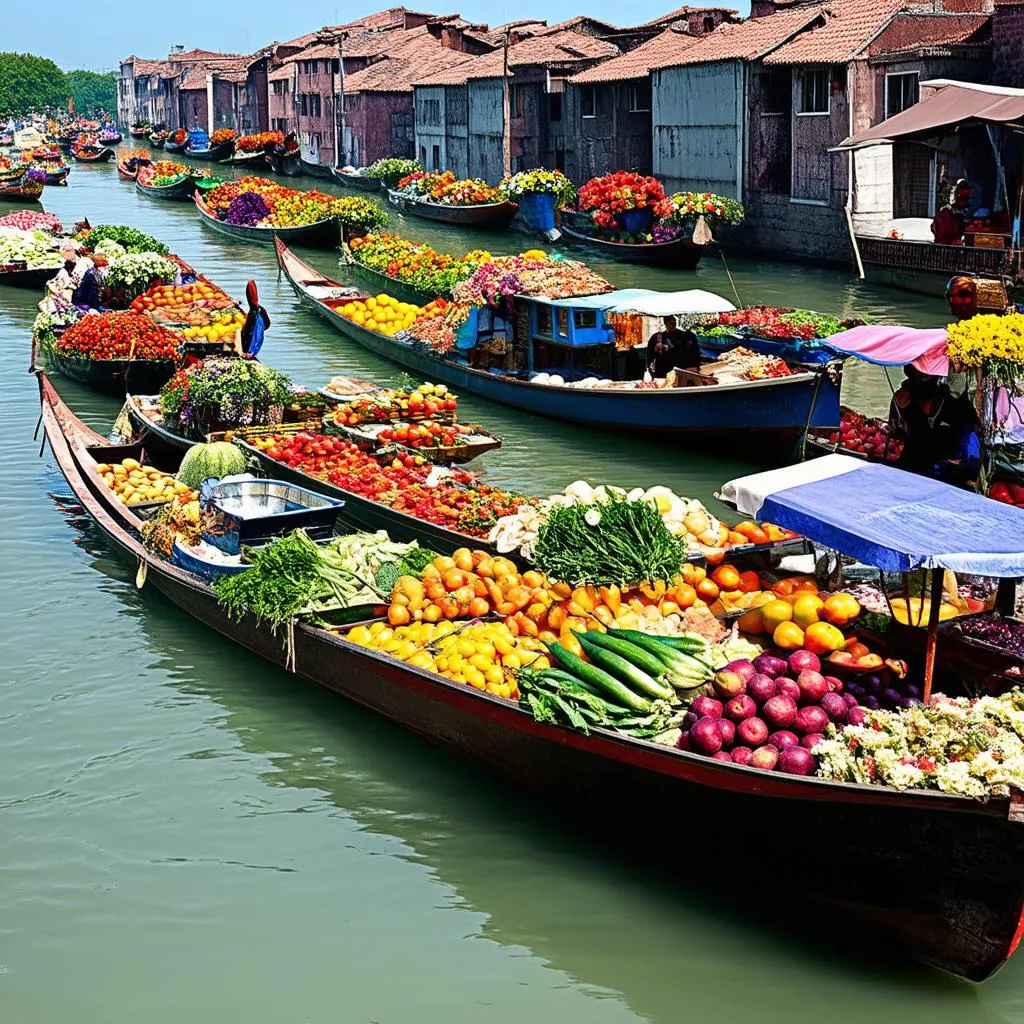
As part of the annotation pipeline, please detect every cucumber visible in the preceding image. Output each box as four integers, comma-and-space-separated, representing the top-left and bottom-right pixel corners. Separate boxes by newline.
604, 629, 691, 670
574, 632, 675, 702
546, 642, 652, 713
577, 630, 673, 679
533, 669, 633, 715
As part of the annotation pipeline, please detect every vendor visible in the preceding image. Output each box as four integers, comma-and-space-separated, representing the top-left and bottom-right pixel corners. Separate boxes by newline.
930, 179, 972, 246
888, 364, 982, 487
646, 316, 701, 378
239, 280, 270, 357
946, 275, 978, 321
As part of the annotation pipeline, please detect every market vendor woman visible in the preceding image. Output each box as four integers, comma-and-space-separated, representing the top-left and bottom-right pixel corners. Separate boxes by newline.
930, 179, 972, 246
888, 364, 982, 487
647, 316, 701, 378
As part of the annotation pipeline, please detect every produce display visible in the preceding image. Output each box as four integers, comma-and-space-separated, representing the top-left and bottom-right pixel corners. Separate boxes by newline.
129, 279, 242, 339
96, 456, 194, 506
327, 382, 458, 423
578, 171, 665, 230
452, 252, 611, 305
817, 409, 903, 462
989, 480, 1024, 507
347, 619, 539, 699
105, 251, 179, 302
236, 131, 284, 152
393, 170, 501, 206
0, 209, 63, 233
347, 234, 490, 296
56, 311, 183, 361
327, 292, 449, 336
137, 160, 189, 186
952, 614, 1024, 658
701, 347, 794, 382
365, 157, 421, 185
0, 227, 62, 270
176, 440, 249, 490
699, 306, 851, 341
213, 529, 422, 631
81, 225, 169, 255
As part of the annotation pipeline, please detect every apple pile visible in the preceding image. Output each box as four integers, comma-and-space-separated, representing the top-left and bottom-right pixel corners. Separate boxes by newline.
679, 650, 866, 775
825, 410, 902, 462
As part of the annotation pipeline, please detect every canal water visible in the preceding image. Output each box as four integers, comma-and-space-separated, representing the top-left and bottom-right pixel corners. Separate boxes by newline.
4, 161, 1022, 1023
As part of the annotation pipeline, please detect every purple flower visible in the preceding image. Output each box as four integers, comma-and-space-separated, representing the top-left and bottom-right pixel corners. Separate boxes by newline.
26, 168, 46, 184
224, 193, 271, 226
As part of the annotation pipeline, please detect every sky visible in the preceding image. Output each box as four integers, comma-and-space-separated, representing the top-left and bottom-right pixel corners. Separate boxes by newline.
6, 0, 750, 71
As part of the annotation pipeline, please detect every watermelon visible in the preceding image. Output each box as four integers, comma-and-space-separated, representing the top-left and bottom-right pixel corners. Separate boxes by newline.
177, 441, 247, 489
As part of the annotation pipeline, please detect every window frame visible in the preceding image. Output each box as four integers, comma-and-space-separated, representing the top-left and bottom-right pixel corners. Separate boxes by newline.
627, 83, 650, 113
885, 71, 919, 119
580, 84, 596, 119
796, 66, 831, 117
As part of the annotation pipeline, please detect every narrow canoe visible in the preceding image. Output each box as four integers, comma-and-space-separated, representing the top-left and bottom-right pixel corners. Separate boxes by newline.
129, 127, 151, 139
184, 142, 234, 162
194, 190, 341, 249
136, 174, 195, 201
0, 180, 44, 202
117, 160, 140, 181
268, 151, 302, 176
559, 222, 703, 269
300, 158, 333, 180
387, 189, 518, 230
278, 240, 840, 449
71, 147, 114, 163
42, 166, 70, 185
48, 351, 178, 396
332, 168, 384, 193
0, 264, 61, 289
164, 139, 186, 154
148, 133, 167, 148
99, 131, 123, 145
37, 368, 1024, 984
222, 149, 269, 168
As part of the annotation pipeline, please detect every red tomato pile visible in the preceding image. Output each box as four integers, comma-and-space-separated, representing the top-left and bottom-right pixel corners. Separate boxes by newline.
378, 421, 472, 448
249, 432, 527, 536
56, 311, 183, 361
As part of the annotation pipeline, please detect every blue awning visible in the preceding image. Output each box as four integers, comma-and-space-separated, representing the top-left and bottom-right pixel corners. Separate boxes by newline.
719, 454, 1024, 576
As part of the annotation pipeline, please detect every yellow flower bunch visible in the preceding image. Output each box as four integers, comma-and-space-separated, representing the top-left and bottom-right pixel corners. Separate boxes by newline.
947, 313, 1024, 373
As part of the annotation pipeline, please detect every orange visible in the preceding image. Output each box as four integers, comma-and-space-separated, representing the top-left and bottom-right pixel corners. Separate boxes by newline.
823, 593, 861, 627
711, 564, 741, 591
696, 578, 720, 603
737, 607, 767, 634
772, 620, 805, 651
791, 593, 824, 629
760, 599, 793, 633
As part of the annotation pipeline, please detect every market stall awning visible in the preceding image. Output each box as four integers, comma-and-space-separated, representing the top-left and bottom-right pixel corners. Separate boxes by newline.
824, 324, 949, 374
835, 80, 1024, 151
719, 454, 1024, 576
540, 288, 735, 315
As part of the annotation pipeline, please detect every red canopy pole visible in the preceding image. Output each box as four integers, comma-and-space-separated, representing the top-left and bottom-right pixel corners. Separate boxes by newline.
921, 569, 946, 704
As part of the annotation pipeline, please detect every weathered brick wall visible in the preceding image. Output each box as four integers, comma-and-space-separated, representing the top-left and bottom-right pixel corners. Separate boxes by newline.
733, 193, 852, 263
993, 0, 1024, 85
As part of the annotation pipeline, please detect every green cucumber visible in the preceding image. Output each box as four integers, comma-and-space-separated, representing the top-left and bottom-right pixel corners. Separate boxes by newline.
533, 669, 633, 714
576, 630, 673, 679
605, 629, 692, 669
545, 642, 652, 713
574, 632, 675, 702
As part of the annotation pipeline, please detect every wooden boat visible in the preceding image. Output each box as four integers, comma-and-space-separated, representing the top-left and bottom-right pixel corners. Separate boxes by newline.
71, 146, 114, 163
99, 131, 122, 145
0, 264, 61, 289
342, 249, 436, 306
184, 142, 233, 162
332, 167, 384, 193
129, 126, 151, 139
47, 351, 177, 396
194, 191, 341, 249
117, 160, 141, 180
279, 240, 840, 448
41, 165, 70, 185
0, 178, 44, 202
0, 164, 29, 182
387, 188, 518, 230
164, 138, 186, 154
268, 150, 302, 176
222, 148, 269, 168
37, 368, 1024, 983
300, 157, 332, 180
136, 174, 195, 201
559, 221, 702, 269
148, 131, 168, 148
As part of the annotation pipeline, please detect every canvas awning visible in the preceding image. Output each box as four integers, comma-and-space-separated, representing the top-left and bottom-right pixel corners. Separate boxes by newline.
541, 288, 736, 315
835, 80, 1024, 151
719, 454, 1024, 576
824, 325, 949, 374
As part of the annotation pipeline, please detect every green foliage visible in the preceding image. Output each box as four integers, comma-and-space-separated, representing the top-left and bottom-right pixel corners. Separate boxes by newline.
65, 70, 116, 115
0, 52, 68, 113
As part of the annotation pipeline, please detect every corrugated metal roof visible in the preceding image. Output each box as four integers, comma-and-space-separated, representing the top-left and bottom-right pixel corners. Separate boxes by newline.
570, 27, 699, 82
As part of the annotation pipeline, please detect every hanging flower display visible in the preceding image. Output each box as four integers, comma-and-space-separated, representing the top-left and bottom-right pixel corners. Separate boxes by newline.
654, 191, 745, 229
947, 312, 1024, 388
577, 171, 666, 229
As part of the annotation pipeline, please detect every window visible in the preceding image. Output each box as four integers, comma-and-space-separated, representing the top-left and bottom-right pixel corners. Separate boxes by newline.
759, 68, 789, 115
703, 15, 715, 32
510, 84, 525, 119
432, 144, 440, 170
271, 117, 288, 131
554, 147, 565, 171
581, 84, 596, 118
797, 67, 831, 114
548, 91, 563, 121
575, 310, 597, 329
299, 94, 308, 116
310, 93, 321, 117
421, 97, 441, 126
628, 83, 650, 113
886, 72, 919, 118
536, 305, 553, 336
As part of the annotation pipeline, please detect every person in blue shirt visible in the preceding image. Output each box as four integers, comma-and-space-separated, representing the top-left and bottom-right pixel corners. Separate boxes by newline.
240, 280, 270, 356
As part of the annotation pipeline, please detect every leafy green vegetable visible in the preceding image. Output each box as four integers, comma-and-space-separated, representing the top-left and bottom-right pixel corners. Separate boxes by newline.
82, 225, 169, 255
533, 497, 684, 587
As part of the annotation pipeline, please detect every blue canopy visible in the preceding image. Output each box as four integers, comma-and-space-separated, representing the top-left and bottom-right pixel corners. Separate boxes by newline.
719, 454, 1024, 576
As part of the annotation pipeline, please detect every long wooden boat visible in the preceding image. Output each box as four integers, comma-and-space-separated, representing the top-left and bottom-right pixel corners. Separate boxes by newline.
136, 174, 195, 201
342, 250, 436, 306
37, 368, 1024, 983
120, 395, 501, 555
387, 188, 518, 230
332, 168, 384, 193
268, 150, 302, 176
0, 179, 44, 202
148, 131, 167, 148
41, 165, 70, 185
559, 222, 702, 269
47, 351, 177, 396
99, 131, 122, 145
164, 138, 186, 154
300, 157, 332, 180
222, 149, 269, 168
194, 191, 341, 249
129, 126, 151, 139
279, 240, 840, 447
0, 264, 61, 289
117, 160, 141, 181
71, 146, 114, 163
184, 142, 233, 162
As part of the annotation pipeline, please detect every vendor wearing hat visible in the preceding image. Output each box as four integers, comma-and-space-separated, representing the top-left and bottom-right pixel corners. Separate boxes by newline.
239, 280, 270, 357
888, 364, 982, 487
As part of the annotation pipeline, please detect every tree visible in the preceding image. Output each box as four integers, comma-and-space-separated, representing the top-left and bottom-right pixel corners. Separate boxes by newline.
0, 53, 68, 114
66, 70, 117, 116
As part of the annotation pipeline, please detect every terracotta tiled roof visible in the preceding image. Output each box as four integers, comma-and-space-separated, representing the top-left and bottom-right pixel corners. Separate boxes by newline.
763, 0, 907, 64
134, 59, 170, 77
867, 12, 991, 55
412, 53, 489, 85
570, 27, 699, 82
466, 21, 547, 45
538, 16, 622, 34
268, 63, 294, 82
633, 5, 739, 27
179, 67, 210, 90
171, 48, 244, 61
662, 3, 830, 65
344, 25, 477, 92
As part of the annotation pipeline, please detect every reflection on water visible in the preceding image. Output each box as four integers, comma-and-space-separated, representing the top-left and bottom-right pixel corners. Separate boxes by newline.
8, 163, 1018, 1024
